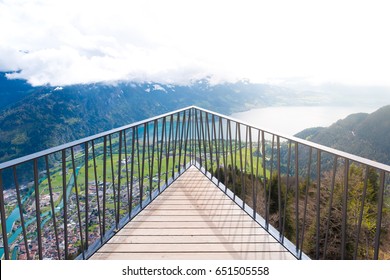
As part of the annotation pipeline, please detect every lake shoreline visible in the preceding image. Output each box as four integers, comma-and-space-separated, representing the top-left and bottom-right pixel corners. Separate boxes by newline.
230, 105, 380, 137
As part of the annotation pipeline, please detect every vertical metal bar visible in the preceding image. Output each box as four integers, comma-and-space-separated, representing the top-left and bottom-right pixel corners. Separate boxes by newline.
200, 111, 208, 173
227, 120, 235, 195
205, 112, 213, 177
261, 131, 267, 225
255, 130, 261, 221
109, 135, 117, 228
129, 128, 136, 215
155, 118, 161, 189
277, 136, 282, 235
172, 113, 180, 178
212, 115, 219, 184
33, 159, 43, 259
220, 117, 228, 192
184, 109, 191, 168
166, 115, 171, 183
91, 140, 103, 243
70, 147, 85, 259
158, 118, 166, 192
295, 142, 299, 251
178, 111, 186, 173
117, 131, 123, 227
177, 112, 184, 173
123, 131, 131, 218
193, 108, 197, 165
61, 150, 69, 259
102, 136, 107, 236
140, 124, 147, 207
299, 147, 312, 260
166, 115, 173, 185
242, 125, 248, 208
374, 170, 386, 259
354, 165, 369, 259
44, 156, 60, 259
341, 158, 349, 259
146, 122, 152, 201
315, 149, 321, 260
249, 127, 255, 217
238, 123, 244, 207
281, 141, 291, 242
323, 155, 338, 259
266, 135, 275, 230
136, 127, 142, 208
0, 170, 10, 260
195, 110, 202, 167
150, 120, 157, 195
13, 166, 31, 259
233, 122, 239, 200
84, 142, 89, 251
191, 108, 197, 164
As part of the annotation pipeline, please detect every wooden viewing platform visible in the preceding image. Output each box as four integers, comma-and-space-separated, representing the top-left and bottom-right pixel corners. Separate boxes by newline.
90, 166, 296, 260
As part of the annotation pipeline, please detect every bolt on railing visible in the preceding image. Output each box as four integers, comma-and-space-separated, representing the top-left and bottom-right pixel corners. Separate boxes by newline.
0, 106, 389, 260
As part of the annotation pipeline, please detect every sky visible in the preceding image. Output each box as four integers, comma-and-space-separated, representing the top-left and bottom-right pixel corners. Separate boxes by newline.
0, 0, 390, 87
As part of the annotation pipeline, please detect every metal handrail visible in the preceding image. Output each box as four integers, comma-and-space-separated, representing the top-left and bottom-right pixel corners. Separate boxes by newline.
0, 106, 194, 170
1, 106, 389, 260
192, 106, 390, 173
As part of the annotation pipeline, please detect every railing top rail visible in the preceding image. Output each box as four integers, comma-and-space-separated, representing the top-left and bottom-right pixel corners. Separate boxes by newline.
0, 106, 193, 170
192, 106, 390, 173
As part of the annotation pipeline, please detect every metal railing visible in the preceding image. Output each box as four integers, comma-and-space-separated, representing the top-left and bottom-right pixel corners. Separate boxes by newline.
1, 106, 389, 260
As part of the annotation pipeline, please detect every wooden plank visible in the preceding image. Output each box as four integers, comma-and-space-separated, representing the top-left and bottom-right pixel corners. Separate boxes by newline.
91, 252, 296, 260
107, 234, 275, 244
138, 210, 246, 217
144, 204, 240, 211
97, 242, 287, 253
121, 220, 259, 229
115, 227, 269, 236
131, 214, 250, 222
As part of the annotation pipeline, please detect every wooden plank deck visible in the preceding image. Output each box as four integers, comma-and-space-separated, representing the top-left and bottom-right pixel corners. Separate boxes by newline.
90, 166, 296, 260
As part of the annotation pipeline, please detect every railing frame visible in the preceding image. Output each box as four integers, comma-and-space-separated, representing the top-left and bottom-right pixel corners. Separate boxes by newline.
0, 106, 389, 260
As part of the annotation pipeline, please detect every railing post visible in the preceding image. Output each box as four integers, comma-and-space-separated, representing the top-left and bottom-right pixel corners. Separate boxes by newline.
261, 131, 267, 227
109, 135, 117, 228
91, 140, 103, 244
70, 147, 84, 259
374, 171, 386, 259
129, 128, 136, 215
341, 158, 349, 259
323, 155, 338, 259
315, 150, 321, 260
117, 131, 123, 229
62, 150, 68, 259
84, 142, 89, 252
295, 142, 299, 253
13, 166, 31, 259
0, 170, 10, 260
102, 136, 107, 236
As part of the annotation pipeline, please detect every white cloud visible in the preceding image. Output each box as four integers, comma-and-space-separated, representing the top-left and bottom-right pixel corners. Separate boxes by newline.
1, 0, 390, 86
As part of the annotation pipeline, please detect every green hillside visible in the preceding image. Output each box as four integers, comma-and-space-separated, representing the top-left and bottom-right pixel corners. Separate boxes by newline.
295, 105, 390, 165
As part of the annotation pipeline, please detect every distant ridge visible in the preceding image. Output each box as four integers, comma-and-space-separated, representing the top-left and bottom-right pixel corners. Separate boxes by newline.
295, 105, 390, 165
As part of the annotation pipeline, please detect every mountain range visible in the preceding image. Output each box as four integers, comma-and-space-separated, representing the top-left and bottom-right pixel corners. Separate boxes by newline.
295, 105, 390, 165
1, 72, 389, 166
0, 73, 311, 163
